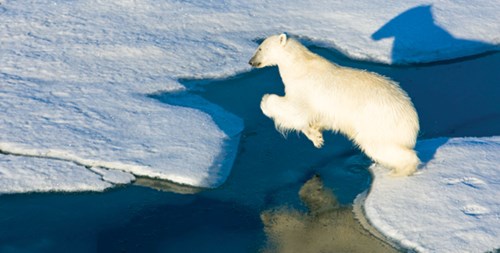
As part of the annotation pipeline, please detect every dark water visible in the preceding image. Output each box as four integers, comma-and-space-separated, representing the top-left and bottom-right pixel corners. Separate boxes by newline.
1, 48, 498, 252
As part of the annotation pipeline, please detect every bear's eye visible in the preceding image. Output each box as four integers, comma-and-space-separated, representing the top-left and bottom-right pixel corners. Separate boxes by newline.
258, 48, 262, 51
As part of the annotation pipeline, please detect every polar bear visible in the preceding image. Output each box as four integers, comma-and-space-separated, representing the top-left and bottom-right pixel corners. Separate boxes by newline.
249, 33, 420, 176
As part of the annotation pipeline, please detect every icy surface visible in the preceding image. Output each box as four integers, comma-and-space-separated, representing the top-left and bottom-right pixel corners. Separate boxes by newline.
364, 137, 500, 252
0, 76, 242, 188
0, 155, 112, 193
90, 167, 135, 185
0, 0, 498, 191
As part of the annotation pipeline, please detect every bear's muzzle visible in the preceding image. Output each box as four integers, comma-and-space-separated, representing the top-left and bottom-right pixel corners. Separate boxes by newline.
248, 57, 261, 67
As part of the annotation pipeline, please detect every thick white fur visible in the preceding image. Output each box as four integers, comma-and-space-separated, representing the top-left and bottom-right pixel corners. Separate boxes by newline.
250, 34, 420, 176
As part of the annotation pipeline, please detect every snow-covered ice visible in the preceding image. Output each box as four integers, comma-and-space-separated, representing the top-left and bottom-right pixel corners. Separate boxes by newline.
0, 75, 242, 188
1, 0, 497, 191
364, 137, 500, 252
0, 154, 113, 193
0, 0, 247, 189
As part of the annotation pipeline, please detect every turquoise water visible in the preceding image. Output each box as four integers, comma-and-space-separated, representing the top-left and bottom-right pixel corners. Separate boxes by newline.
1, 48, 498, 252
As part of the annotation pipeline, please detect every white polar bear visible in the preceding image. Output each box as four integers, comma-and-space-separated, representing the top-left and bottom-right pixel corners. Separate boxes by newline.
249, 34, 420, 176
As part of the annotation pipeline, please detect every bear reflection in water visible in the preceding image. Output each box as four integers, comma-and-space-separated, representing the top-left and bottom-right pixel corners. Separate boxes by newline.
261, 175, 398, 253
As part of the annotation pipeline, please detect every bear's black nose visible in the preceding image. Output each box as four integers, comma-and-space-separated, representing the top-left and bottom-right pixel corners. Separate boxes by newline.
248, 59, 261, 67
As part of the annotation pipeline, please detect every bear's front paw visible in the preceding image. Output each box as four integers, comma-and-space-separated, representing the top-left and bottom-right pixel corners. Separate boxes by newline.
303, 126, 324, 148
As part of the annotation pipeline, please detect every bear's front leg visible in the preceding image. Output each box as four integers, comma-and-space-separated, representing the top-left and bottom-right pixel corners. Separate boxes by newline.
260, 94, 310, 133
260, 94, 276, 118
302, 124, 324, 148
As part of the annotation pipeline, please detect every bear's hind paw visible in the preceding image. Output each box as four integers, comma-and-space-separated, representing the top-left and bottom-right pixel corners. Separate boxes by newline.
389, 166, 417, 177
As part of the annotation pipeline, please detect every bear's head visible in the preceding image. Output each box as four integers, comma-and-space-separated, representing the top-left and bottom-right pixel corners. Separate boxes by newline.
249, 33, 288, 68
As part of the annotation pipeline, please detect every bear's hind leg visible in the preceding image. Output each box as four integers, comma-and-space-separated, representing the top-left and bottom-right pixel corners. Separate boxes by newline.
388, 148, 420, 177
363, 144, 420, 176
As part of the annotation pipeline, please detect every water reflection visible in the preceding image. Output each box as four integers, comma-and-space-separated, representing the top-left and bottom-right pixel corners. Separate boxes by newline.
261, 175, 397, 253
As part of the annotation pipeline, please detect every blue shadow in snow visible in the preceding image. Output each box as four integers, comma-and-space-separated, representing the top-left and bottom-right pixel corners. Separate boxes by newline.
416, 137, 448, 166
372, 5, 499, 166
372, 5, 498, 64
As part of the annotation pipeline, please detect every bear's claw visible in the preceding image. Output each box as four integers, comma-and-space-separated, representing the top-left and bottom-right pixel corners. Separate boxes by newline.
303, 125, 324, 148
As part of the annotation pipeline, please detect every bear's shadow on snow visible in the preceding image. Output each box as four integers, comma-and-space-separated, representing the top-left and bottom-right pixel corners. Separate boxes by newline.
372, 5, 499, 64
302, 14, 498, 165
371, 4, 500, 164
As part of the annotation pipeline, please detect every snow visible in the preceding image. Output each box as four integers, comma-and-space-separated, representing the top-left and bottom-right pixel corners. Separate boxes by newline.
0, 0, 246, 188
363, 137, 500, 252
0, 0, 499, 251
0, 154, 113, 193
0, 75, 242, 188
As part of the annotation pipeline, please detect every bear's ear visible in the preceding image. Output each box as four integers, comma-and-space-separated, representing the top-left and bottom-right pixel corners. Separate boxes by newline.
279, 33, 287, 47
